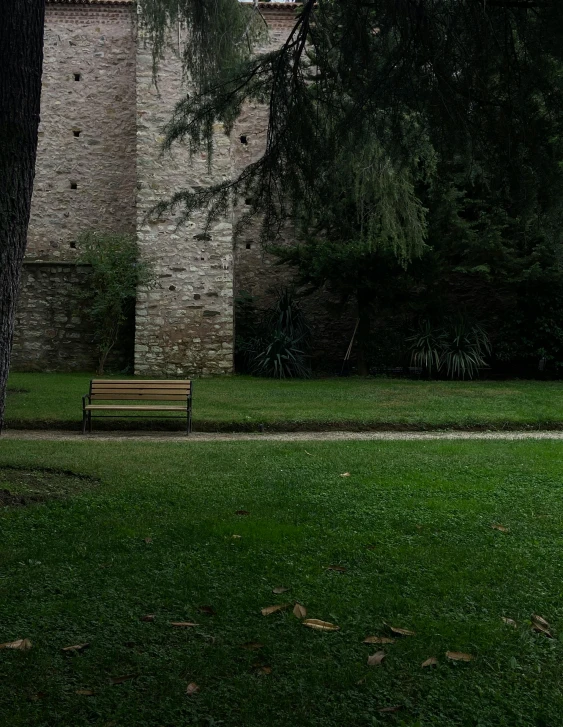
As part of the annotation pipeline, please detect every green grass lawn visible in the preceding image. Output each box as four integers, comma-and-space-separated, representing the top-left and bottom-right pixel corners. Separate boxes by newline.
1, 438, 562, 726
6, 372, 563, 430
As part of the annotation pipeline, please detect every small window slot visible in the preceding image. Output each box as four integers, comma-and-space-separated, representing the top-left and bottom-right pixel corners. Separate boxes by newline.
74, 73, 81, 81
73, 130, 81, 138
70, 181, 77, 190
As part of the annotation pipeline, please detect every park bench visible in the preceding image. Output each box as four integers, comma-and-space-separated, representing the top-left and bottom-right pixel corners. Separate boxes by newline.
82, 379, 192, 434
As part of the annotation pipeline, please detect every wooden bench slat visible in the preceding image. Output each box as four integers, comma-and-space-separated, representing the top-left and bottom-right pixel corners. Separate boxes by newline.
90, 394, 188, 401
85, 405, 187, 411
91, 380, 192, 385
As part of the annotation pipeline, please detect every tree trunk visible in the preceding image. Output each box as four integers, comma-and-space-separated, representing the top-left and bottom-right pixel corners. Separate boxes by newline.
356, 289, 371, 377
0, 0, 45, 433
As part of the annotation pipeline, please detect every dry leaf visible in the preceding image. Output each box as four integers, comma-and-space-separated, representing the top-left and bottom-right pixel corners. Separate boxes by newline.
140, 615, 155, 622
386, 624, 416, 637
363, 636, 395, 644
340, 472, 351, 477
446, 651, 474, 662
170, 621, 199, 628
198, 606, 216, 616
491, 523, 510, 532
186, 682, 199, 695
144, 537, 153, 544
254, 664, 272, 675
367, 651, 386, 666
302, 619, 340, 631
235, 510, 250, 516
272, 586, 289, 594
110, 674, 137, 684
241, 642, 264, 650
261, 604, 290, 616
304, 451, 313, 456
326, 565, 346, 573
0, 638, 32, 650
502, 617, 517, 628
232, 534, 242, 539
531, 614, 553, 637
366, 544, 378, 551
293, 603, 307, 619
75, 689, 95, 696
422, 657, 438, 668
378, 706, 402, 714
61, 643, 90, 653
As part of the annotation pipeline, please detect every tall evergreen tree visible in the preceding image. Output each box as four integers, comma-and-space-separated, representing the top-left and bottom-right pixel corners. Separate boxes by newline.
144, 0, 563, 372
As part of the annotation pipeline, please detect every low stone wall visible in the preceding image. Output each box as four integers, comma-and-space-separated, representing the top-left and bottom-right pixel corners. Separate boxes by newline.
11, 262, 131, 372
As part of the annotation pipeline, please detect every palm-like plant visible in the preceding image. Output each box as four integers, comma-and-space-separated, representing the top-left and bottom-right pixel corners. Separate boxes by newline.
408, 319, 491, 380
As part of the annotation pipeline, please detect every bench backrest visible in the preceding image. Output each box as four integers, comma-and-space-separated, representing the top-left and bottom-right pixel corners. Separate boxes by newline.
90, 379, 191, 401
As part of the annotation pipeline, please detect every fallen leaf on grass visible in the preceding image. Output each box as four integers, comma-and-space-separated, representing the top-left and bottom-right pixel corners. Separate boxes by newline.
186, 682, 200, 695
367, 651, 386, 666
531, 614, 553, 637
386, 624, 416, 637
170, 622, 199, 628
75, 689, 95, 696
198, 606, 216, 616
254, 663, 272, 675
293, 603, 307, 619
422, 657, 438, 668
491, 524, 510, 533
0, 638, 32, 650
502, 617, 517, 628
232, 535, 242, 539
326, 565, 346, 573
340, 472, 351, 477
366, 544, 378, 551
140, 615, 155, 622
446, 651, 474, 662
261, 604, 290, 616
378, 706, 402, 714
144, 537, 153, 544
29, 692, 47, 701
272, 586, 290, 594
304, 451, 313, 456
363, 636, 395, 645
302, 619, 340, 631
241, 642, 264, 650
61, 643, 90, 653
235, 510, 250, 516
111, 674, 137, 684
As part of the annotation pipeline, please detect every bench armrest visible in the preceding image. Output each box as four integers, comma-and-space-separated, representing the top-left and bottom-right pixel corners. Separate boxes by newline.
82, 394, 91, 409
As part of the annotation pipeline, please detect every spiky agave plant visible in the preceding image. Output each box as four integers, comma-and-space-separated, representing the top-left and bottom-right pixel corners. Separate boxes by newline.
441, 320, 491, 380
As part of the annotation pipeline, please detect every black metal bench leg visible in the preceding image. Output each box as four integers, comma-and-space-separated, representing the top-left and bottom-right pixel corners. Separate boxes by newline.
88, 411, 92, 433
82, 410, 87, 435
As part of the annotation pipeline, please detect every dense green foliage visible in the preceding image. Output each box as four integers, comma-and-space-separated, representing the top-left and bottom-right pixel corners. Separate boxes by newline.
76, 233, 155, 375
143, 0, 563, 376
1, 438, 563, 725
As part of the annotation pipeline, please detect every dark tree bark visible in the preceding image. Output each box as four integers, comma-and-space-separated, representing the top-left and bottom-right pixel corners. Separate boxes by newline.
0, 0, 45, 433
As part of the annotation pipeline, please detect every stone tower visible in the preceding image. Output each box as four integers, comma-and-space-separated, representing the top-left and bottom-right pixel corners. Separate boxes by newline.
14, 0, 297, 374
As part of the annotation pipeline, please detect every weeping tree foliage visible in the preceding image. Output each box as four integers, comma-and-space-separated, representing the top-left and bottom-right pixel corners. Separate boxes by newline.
140, 0, 563, 372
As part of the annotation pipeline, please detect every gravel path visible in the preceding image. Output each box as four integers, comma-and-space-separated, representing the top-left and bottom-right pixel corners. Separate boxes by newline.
2, 429, 563, 443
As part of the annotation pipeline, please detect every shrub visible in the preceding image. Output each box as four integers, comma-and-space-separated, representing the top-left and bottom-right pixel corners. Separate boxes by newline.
77, 232, 155, 375
408, 318, 491, 380
236, 288, 312, 378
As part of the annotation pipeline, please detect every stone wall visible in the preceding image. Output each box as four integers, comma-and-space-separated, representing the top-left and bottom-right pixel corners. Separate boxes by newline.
134, 25, 234, 376
27, 2, 137, 259
11, 262, 130, 372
